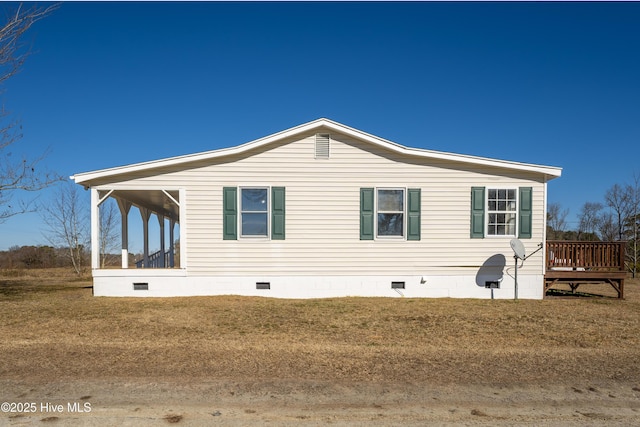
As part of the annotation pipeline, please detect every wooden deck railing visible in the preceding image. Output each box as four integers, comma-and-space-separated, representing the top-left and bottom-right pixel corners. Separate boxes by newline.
545, 241, 627, 298
546, 241, 626, 271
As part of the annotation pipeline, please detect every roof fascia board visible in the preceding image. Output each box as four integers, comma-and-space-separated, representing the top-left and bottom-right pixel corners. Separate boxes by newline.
71, 119, 328, 184
71, 118, 561, 184
320, 119, 562, 178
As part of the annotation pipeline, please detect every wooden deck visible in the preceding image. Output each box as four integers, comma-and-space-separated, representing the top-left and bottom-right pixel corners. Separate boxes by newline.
545, 241, 627, 298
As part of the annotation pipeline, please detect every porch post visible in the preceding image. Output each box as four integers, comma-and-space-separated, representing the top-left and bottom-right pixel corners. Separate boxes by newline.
542, 181, 548, 276
140, 207, 151, 268
117, 199, 132, 269
91, 188, 100, 269
158, 214, 166, 268
179, 189, 187, 269
169, 219, 175, 268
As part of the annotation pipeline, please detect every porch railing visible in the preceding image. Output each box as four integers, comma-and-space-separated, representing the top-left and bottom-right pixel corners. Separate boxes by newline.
546, 241, 626, 271
135, 249, 174, 269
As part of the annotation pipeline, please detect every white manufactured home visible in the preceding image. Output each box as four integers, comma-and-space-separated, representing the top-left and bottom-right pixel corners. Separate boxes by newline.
72, 119, 562, 299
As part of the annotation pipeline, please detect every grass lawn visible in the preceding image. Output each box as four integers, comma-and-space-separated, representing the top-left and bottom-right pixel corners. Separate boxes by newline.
1, 268, 639, 386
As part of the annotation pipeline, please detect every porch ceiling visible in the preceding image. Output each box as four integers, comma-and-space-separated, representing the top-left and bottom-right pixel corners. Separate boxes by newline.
107, 190, 179, 221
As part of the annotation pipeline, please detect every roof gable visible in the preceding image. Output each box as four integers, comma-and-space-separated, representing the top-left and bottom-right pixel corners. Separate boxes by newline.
71, 118, 562, 185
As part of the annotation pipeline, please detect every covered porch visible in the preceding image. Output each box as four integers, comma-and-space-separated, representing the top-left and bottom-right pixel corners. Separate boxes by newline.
90, 188, 185, 270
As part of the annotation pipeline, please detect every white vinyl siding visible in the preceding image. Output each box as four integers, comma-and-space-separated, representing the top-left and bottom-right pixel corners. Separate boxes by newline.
94, 131, 548, 277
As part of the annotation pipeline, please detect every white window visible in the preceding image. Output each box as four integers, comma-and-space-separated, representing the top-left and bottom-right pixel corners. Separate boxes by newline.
487, 188, 517, 236
241, 188, 268, 237
377, 188, 405, 237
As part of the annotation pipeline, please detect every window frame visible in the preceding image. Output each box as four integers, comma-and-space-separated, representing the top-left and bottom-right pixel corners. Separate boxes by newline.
239, 186, 270, 238
485, 187, 518, 237
375, 187, 406, 239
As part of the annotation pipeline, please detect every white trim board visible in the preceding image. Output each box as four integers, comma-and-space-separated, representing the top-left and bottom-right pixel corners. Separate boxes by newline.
72, 119, 562, 185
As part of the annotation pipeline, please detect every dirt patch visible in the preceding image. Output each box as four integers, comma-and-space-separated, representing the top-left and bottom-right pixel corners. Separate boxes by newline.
1, 269, 639, 425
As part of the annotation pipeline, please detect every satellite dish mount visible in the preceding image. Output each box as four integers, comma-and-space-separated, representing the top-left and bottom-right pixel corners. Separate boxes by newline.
510, 239, 543, 300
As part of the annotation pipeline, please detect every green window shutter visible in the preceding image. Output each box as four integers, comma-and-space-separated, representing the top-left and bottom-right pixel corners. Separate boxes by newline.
407, 188, 421, 241
470, 187, 485, 238
223, 187, 237, 240
518, 187, 532, 239
271, 187, 286, 240
360, 188, 374, 240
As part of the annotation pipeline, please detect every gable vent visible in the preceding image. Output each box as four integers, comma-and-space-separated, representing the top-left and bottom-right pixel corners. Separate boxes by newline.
315, 133, 330, 159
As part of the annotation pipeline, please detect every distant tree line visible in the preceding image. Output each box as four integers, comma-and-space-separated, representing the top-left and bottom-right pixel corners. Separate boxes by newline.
0, 245, 89, 270
547, 175, 640, 277
0, 245, 136, 271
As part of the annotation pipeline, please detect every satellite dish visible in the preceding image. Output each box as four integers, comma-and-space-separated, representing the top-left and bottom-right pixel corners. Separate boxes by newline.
510, 239, 526, 260
508, 240, 544, 300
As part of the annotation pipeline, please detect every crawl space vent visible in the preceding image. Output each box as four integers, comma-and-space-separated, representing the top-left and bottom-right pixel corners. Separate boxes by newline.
256, 282, 271, 290
391, 281, 405, 289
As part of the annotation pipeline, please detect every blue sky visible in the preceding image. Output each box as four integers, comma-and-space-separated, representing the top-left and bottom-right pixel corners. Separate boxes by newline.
1, 1, 639, 251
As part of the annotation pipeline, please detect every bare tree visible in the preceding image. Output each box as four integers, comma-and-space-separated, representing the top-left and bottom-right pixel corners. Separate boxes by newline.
0, 3, 61, 222
598, 211, 617, 242
547, 202, 569, 240
99, 198, 119, 267
604, 183, 632, 241
40, 181, 89, 274
626, 173, 640, 277
577, 202, 603, 241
